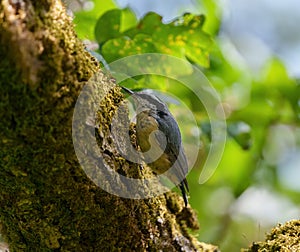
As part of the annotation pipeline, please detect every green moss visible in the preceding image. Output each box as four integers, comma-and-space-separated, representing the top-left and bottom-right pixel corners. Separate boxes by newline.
0, 1, 217, 251
242, 220, 300, 252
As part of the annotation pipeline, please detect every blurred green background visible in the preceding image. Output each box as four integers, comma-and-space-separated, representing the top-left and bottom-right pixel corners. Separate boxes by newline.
64, 0, 300, 251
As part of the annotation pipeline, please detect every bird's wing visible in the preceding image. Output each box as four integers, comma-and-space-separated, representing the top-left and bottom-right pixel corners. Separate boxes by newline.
154, 111, 189, 188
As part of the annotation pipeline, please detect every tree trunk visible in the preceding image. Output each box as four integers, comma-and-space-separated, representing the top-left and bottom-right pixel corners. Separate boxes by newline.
0, 1, 218, 251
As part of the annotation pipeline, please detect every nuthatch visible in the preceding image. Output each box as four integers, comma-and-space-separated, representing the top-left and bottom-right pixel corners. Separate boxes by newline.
122, 87, 189, 207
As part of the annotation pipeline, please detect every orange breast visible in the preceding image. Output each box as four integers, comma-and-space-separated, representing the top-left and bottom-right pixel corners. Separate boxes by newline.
136, 111, 172, 174
136, 111, 159, 152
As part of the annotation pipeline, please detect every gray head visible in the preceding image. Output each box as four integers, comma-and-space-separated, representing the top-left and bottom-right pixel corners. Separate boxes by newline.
122, 87, 169, 115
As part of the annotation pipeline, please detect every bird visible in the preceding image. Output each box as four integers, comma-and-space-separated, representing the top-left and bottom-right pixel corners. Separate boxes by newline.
122, 86, 189, 207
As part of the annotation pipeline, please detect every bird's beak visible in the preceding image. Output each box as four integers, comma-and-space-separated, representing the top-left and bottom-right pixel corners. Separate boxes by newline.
121, 86, 134, 95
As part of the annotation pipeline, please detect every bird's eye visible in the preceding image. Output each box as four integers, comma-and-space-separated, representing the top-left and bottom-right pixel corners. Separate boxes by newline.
158, 110, 168, 117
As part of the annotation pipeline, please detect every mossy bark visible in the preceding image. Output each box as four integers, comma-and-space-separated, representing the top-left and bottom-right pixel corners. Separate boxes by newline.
242, 220, 300, 252
0, 1, 218, 251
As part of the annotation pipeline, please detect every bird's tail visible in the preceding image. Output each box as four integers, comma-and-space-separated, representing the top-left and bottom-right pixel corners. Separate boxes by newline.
179, 179, 189, 207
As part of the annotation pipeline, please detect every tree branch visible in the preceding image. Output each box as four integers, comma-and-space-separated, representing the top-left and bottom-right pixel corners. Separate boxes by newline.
0, 1, 218, 251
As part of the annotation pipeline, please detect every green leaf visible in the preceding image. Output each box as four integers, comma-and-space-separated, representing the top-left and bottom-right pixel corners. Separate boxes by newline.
263, 58, 290, 85
95, 9, 122, 45
95, 8, 138, 45
101, 34, 157, 62
74, 0, 117, 40
124, 12, 163, 37
99, 12, 213, 67
120, 8, 138, 33
201, 0, 222, 35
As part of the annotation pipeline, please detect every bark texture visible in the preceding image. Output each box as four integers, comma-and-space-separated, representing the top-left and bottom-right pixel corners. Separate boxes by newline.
0, 1, 218, 251
242, 220, 300, 252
